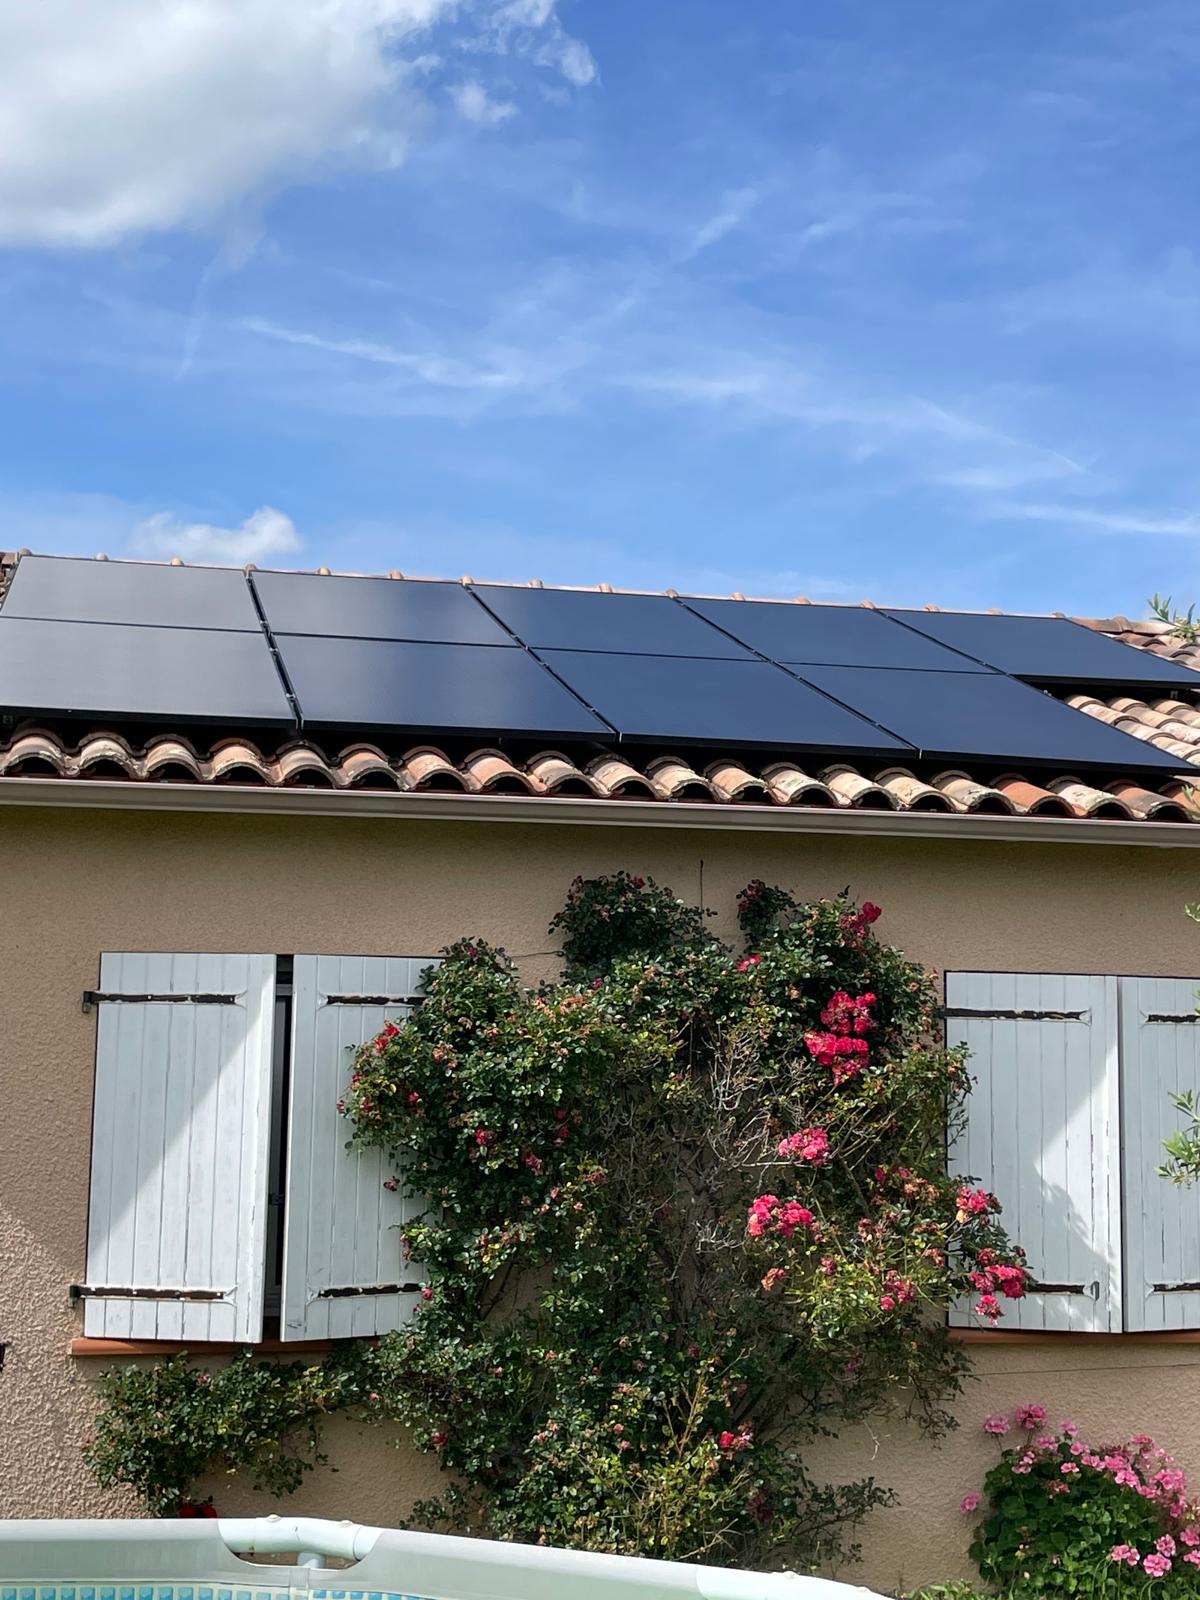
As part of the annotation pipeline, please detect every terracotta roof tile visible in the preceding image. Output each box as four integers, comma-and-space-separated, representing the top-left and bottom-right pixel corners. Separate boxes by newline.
460, 749, 538, 795
1047, 778, 1134, 820
874, 767, 956, 813
705, 759, 768, 803
398, 746, 470, 792
586, 755, 655, 798
760, 762, 836, 807
0, 723, 1195, 825
524, 751, 603, 796
820, 764, 895, 810
993, 775, 1074, 817
929, 770, 1016, 815
645, 755, 714, 801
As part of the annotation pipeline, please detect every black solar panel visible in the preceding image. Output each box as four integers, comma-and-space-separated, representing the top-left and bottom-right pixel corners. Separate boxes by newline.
796, 665, 1187, 769
277, 635, 610, 736
254, 570, 510, 646
474, 586, 752, 658
0, 618, 293, 723
540, 651, 914, 750
1, 554, 260, 631
885, 609, 1200, 687
686, 598, 991, 671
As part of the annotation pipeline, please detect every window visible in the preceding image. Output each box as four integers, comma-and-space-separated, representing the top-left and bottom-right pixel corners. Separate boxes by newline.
947, 972, 1200, 1334
80, 951, 437, 1343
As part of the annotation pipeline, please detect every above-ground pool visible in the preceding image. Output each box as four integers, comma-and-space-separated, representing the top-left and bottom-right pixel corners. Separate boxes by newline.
0, 1517, 886, 1600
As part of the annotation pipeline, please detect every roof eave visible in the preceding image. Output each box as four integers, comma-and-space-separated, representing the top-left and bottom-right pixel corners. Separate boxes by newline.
1, 775, 1198, 847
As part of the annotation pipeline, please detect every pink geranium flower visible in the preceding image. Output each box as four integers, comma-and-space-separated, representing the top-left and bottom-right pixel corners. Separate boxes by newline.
959, 1491, 982, 1514
983, 1414, 1010, 1435
1015, 1403, 1047, 1430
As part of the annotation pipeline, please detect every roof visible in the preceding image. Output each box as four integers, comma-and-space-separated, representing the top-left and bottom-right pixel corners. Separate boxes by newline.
0, 556, 1198, 828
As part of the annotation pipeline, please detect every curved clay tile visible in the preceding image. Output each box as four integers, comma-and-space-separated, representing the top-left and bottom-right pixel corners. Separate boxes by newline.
873, 767, 955, 813
1152, 699, 1200, 727
1105, 781, 1193, 822
143, 737, 205, 783
645, 756, 713, 801
461, 749, 537, 794
819, 764, 894, 810
0, 729, 69, 776
1162, 781, 1200, 813
336, 744, 403, 790
76, 733, 140, 779
759, 761, 835, 807
993, 774, 1073, 817
1064, 693, 1126, 728
1048, 778, 1134, 820
705, 760, 768, 803
586, 754, 655, 799
525, 751, 602, 796
209, 740, 271, 785
398, 746, 471, 792
929, 770, 1015, 815
273, 745, 338, 788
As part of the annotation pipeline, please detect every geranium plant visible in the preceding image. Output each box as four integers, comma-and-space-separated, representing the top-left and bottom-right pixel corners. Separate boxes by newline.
964, 1405, 1200, 1592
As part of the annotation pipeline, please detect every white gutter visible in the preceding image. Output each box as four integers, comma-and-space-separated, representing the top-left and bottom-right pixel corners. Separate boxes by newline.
0, 774, 1197, 847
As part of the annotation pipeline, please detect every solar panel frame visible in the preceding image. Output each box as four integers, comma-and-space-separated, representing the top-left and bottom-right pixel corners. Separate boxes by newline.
683, 597, 993, 671
276, 634, 613, 737
473, 585, 754, 658
884, 608, 1200, 687
0, 554, 262, 632
539, 649, 915, 751
253, 570, 513, 646
794, 663, 1189, 770
0, 617, 294, 724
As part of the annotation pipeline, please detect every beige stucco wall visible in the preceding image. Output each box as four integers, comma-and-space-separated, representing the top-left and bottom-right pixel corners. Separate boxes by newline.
3, 801, 1200, 1591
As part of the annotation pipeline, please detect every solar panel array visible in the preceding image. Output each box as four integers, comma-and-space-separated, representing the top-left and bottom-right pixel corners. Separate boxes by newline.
1, 555, 1197, 772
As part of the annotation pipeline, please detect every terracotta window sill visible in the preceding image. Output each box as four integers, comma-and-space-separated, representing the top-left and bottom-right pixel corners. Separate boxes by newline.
71, 1337, 350, 1357
950, 1328, 1200, 1344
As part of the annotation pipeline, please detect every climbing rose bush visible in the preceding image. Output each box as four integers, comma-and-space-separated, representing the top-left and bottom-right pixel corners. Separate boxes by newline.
337, 873, 1026, 1569
965, 1406, 1200, 1593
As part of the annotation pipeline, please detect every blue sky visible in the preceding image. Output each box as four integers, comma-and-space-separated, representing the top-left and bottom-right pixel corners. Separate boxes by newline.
2, 0, 1199, 615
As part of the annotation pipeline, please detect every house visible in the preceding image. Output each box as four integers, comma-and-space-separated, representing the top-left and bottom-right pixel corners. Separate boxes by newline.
1, 549, 1200, 1591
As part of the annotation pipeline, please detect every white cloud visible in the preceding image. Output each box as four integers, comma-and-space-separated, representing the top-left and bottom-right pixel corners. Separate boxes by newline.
1002, 502, 1200, 537
450, 80, 517, 125
0, 0, 594, 248
133, 506, 301, 563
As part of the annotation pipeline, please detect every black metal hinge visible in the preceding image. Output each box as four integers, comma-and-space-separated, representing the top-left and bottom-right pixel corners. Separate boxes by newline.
70, 1284, 229, 1303
944, 1008, 1088, 1023
317, 1282, 424, 1299
82, 991, 239, 1014
323, 994, 423, 1007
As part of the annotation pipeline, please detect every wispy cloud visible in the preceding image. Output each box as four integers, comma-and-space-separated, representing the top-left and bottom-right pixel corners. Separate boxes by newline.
133, 505, 301, 563
450, 80, 517, 126
1000, 502, 1200, 537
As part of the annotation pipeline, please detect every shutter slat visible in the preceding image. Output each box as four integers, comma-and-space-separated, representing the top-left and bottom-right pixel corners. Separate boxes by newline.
1120, 977, 1200, 1332
947, 972, 1121, 1333
84, 953, 275, 1342
281, 954, 438, 1341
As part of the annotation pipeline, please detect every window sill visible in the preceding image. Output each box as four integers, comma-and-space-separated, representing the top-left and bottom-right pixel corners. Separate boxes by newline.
70, 1337, 356, 1357
951, 1328, 1200, 1344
